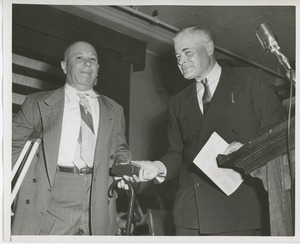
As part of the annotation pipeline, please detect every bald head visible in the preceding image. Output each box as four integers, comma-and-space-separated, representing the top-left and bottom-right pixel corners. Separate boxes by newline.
63, 41, 98, 61
61, 41, 99, 91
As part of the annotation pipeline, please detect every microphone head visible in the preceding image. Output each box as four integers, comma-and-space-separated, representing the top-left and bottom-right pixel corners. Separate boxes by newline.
256, 22, 279, 53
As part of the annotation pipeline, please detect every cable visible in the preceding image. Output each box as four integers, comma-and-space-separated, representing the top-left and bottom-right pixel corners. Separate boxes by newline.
286, 78, 295, 234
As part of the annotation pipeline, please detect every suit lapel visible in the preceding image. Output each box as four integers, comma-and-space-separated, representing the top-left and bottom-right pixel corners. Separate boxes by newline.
180, 82, 204, 131
194, 68, 239, 155
38, 87, 64, 187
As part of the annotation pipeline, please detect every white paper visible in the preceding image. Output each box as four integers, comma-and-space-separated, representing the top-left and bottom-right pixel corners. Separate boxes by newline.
193, 132, 244, 196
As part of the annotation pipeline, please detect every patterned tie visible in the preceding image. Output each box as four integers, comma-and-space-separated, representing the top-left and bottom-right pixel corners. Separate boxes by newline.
201, 78, 212, 114
77, 93, 95, 167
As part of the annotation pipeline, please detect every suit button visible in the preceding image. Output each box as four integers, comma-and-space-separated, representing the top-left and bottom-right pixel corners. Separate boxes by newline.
26, 199, 30, 204
110, 155, 114, 160
33, 178, 37, 183
194, 183, 200, 187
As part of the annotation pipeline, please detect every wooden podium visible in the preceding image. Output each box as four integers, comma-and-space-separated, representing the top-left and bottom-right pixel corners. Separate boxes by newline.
217, 117, 295, 236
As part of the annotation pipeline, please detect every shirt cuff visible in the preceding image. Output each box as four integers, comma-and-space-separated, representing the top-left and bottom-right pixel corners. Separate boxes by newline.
153, 161, 167, 184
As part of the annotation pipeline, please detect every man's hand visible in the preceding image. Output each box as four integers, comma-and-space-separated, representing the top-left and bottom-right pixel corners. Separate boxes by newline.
124, 160, 165, 183
224, 141, 243, 155
115, 177, 131, 190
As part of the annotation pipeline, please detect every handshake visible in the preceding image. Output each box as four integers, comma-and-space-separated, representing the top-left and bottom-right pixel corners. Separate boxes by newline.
111, 160, 166, 189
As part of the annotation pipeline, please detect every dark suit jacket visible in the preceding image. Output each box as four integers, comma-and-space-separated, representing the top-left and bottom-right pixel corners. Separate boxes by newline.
11, 86, 131, 235
160, 67, 286, 234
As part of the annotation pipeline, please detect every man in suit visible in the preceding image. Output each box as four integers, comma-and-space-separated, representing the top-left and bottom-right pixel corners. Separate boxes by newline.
127, 26, 286, 235
11, 41, 131, 235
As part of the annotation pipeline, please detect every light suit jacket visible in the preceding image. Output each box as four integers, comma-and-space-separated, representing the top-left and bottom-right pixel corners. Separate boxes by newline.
160, 67, 286, 234
11, 86, 131, 235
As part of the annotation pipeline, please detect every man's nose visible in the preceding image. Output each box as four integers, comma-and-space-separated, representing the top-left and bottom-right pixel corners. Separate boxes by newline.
177, 55, 186, 65
84, 58, 92, 66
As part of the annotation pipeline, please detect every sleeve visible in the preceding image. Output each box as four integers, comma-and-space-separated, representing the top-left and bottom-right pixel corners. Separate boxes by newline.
159, 97, 184, 181
250, 69, 286, 135
12, 95, 41, 166
114, 105, 132, 164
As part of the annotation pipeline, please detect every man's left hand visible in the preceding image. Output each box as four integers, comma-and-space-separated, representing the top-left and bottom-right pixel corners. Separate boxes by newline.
224, 141, 243, 155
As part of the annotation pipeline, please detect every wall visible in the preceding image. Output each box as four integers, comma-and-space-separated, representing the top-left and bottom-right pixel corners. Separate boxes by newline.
128, 50, 184, 206
129, 50, 186, 161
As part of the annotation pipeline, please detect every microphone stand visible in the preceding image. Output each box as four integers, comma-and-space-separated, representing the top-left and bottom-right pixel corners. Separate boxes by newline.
273, 45, 295, 234
256, 22, 295, 233
272, 49, 295, 86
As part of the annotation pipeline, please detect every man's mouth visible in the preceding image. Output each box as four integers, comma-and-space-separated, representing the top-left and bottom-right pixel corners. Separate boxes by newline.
81, 71, 92, 75
182, 66, 193, 72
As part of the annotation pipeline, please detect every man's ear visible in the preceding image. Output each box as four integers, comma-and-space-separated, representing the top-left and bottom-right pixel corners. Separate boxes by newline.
61, 61, 67, 74
206, 41, 214, 55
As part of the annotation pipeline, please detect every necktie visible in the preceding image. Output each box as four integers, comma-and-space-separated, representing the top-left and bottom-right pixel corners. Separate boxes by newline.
201, 78, 212, 114
77, 93, 95, 167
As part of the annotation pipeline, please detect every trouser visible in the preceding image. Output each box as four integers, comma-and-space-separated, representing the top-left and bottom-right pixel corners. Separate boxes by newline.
176, 227, 264, 236
39, 171, 92, 235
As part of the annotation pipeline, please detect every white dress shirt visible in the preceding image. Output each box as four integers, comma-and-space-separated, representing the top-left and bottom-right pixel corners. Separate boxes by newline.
196, 62, 222, 113
57, 83, 99, 167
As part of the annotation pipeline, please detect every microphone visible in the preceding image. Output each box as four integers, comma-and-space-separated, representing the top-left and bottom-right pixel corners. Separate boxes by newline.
256, 22, 295, 84
256, 22, 280, 53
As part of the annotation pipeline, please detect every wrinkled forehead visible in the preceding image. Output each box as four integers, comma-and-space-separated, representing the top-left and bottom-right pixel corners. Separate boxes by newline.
174, 32, 203, 52
65, 42, 98, 60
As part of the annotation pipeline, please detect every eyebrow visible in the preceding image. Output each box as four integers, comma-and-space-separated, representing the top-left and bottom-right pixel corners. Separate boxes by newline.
175, 47, 193, 55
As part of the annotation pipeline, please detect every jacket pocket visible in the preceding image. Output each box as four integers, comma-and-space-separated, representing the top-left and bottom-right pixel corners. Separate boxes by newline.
38, 210, 57, 235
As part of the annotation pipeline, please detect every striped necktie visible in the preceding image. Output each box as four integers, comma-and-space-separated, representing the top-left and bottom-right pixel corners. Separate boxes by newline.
77, 93, 95, 167
201, 78, 212, 114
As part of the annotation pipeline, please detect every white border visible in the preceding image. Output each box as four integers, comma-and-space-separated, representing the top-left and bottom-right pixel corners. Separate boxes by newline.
3, 0, 299, 243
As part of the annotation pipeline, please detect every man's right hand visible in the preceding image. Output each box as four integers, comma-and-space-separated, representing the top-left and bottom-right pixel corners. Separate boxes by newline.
123, 160, 166, 183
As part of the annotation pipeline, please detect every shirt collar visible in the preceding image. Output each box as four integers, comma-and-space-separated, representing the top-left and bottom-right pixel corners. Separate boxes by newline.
64, 83, 99, 101
196, 62, 222, 84
206, 62, 222, 84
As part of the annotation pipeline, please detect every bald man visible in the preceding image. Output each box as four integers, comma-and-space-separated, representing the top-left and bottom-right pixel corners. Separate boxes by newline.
12, 41, 131, 235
